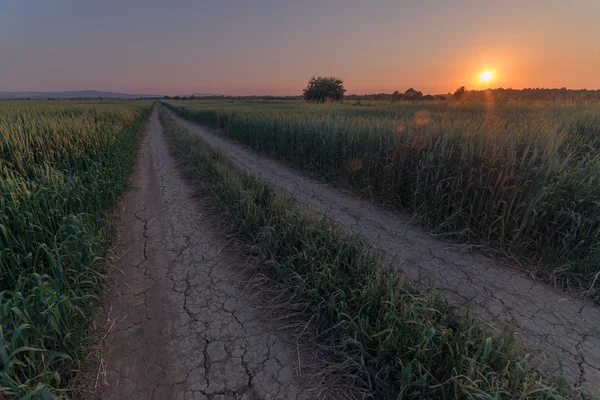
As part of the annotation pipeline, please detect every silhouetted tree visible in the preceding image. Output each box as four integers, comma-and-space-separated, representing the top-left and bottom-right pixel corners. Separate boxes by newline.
453, 86, 467, 101
391, 90, 402, 103
404, 88, 423, 101
303, 76, 346, 103
163, 95, 171, 99
174, 96, 181, 100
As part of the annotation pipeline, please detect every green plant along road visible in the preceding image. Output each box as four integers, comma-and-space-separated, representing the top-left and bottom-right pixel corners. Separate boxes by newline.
98, 107, 339, 399
0, 101, 152, 398
164, 100, 600, 285
158, 105, 593, 398
163, 102, 600, 395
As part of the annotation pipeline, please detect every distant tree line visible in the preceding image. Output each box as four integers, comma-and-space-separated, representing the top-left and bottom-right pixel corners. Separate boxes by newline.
451, 87, 600, 102
165, 95, 198, 101
346, 89, 447, 102
163, 95, 302, 101
161, 84, 600, 104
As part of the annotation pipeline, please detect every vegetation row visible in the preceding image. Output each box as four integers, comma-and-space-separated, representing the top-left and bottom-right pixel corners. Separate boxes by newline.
158, 104, 582, 399
0, 101, 152, 398
163, 100, 600, 291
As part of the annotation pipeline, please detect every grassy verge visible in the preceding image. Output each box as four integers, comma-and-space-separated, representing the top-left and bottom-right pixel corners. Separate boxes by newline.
0, 102, 152, 398
158, 105, 583, 399
163, 101, 600, 290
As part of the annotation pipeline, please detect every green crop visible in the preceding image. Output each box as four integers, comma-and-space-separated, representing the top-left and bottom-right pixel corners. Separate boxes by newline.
0, 100, 152, 398
159, 104, 584, 399
164, 100, 600, 287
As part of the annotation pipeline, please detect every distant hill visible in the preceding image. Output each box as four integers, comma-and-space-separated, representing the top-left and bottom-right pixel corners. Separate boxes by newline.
0, 90, 161, 99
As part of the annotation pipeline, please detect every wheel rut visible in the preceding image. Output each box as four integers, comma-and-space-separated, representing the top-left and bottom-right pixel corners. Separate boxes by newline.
166, 108, 600, 394
99, 107, 329, 399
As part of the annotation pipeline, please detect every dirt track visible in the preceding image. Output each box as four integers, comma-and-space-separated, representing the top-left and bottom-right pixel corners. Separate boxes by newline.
166, 108, 600, 393
99, 108, 329, 399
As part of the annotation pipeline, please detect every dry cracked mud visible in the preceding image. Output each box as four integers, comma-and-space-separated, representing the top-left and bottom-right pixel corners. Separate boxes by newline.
167, 108, 600, 394
99, 108, 333, 399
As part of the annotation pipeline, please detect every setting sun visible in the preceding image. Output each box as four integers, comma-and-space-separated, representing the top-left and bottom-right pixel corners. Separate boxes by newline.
479, 69, 495, 84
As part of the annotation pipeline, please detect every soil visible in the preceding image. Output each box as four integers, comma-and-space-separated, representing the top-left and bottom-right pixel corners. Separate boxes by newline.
166, 108, 600, 394
98, 108, 335, 399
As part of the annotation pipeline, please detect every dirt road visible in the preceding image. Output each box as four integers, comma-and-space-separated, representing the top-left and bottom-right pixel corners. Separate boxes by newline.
166, 108, 600, 393
99, 108, 328, 399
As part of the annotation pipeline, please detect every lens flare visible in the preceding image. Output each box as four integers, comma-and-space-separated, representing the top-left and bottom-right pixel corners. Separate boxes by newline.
414, 110, 431, 125
348, 158, 364, 171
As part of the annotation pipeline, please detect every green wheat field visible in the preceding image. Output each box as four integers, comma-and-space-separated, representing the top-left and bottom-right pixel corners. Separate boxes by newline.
2, 98, 599, 398
0, 100, 152, 398
166, 100, 600, 285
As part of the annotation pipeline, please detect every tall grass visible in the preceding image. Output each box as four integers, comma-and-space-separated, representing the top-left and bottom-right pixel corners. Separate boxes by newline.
164, 101, 600, 283
0, 101, 152, 398
158, 105, 583, 399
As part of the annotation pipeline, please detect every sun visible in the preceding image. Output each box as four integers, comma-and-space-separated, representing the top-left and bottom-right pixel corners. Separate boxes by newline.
479, 69, 495, 84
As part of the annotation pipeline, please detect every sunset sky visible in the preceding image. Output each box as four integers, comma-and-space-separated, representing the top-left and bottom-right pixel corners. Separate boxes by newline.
1, 0, 599, 95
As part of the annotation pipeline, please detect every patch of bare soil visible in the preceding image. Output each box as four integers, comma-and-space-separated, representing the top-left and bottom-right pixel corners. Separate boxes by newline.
167, 109, 600, 394
97, 108, 337, 399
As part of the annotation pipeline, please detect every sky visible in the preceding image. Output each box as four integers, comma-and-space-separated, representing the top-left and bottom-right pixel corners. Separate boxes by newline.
1, 0, 599, 95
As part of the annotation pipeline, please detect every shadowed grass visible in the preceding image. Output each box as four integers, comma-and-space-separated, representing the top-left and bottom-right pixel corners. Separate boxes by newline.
158, 105, 584, 399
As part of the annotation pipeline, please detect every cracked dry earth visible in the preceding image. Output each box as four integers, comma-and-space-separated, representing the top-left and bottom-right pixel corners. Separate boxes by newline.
100, 108, 326, 399
167, 109, 600, 394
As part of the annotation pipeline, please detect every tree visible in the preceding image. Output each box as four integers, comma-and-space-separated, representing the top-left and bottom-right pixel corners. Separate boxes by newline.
391, 90, 402, 103
163, 95, 171, 99
173, 96, 181, 100
403, 88, 423, 101
303, 76, 346, 103
453, 86, 467, 101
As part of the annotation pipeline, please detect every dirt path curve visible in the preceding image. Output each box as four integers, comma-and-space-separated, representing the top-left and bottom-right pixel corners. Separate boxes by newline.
100, 107, 327, 400
167, 108, 600, 393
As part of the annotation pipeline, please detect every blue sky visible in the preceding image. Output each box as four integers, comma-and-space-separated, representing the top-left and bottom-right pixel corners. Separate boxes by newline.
1, 0, 599, 95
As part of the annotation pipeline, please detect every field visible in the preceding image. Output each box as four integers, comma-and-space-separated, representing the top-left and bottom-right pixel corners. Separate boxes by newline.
0, 100, 152, 397
158, 105, 582, 398
1, 98, 598, 398
164, 100, 600, 288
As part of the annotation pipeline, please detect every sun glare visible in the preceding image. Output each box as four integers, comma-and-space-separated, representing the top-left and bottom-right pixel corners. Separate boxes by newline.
479, 70, 495, 84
